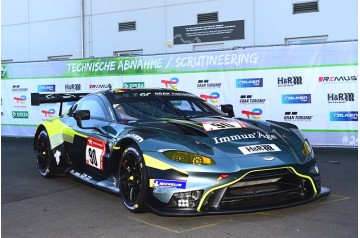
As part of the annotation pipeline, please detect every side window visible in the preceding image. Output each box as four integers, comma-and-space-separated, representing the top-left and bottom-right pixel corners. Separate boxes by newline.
78, 96, 108, 120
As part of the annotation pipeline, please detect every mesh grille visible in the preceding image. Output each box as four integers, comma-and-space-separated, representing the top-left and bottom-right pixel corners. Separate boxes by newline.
293, 2, 319, 14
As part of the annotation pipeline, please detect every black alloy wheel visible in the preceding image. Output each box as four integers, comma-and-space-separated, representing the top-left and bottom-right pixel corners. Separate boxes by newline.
36, 130, 53, 177
119, 145, 148, 212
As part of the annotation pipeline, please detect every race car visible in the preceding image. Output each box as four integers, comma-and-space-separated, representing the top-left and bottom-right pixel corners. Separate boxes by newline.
31, 88, 330, 215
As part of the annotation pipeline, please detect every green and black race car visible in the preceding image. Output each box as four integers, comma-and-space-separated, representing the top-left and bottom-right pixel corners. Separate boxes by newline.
31, 88, 330, 215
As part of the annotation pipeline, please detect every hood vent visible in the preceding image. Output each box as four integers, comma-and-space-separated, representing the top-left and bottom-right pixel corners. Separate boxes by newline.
293, 2, 319, 14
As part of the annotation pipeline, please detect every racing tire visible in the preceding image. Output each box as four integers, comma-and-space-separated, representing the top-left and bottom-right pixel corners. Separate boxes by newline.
118, 145, 148, 213
36, 130, 54, 178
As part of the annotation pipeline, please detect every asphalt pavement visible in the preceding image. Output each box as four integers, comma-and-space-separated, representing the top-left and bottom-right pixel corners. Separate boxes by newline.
1, 137, 358, 238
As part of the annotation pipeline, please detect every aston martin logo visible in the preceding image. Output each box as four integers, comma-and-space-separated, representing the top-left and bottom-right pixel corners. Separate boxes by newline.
262, 157, 275, 161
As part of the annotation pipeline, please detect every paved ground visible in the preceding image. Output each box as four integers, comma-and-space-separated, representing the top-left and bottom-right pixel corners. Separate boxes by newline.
1, 137, 358, 238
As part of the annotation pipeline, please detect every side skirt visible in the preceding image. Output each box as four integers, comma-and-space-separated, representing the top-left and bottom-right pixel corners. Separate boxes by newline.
66, 169, 120, 195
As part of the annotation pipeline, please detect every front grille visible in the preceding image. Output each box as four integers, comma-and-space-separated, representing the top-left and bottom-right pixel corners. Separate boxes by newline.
219, 168, 314, 209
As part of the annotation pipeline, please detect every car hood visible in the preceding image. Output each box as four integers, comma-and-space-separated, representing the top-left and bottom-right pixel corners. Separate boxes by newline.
127, 117, 306, 168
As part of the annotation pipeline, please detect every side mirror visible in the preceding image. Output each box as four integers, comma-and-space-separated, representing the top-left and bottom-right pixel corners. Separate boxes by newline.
220, 104, 235, 118
73, 110, 90, 128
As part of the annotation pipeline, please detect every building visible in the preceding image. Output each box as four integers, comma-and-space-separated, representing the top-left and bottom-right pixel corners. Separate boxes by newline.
1, 0, 358, 62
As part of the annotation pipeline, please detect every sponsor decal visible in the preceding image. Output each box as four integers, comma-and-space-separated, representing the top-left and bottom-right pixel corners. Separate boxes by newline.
330, 111, 358, 121
282, 94, 311, 104
89, 83, 112, 90
123, 82, 145, 89
12, 111, 29, 118
65, 84, 81, 92
69, 170, 92, 180
213, 131, 277, 144
277, 76, 302, 87
85, 137, 105, 171
14, 95, 27, 108
319, 76, 357, 83
153, 179, 186, 189
241, 108, 262, 120
200, 92, 220, 103
38, 84, 56, 92
12, 85, 28, 92
1, 66, 7, 77
217, 174, 229, 181
41, 108, 56, 118
327, 93, 355, 103
129, 133, 144, 142
161, 77, 179, 89
236, 78, 263, 88
238, 144, 281, 155
202, 121, 246, 131
284, 112, 313, 121
197, 79, 222, 89
54, 150, 61, 165
239, 95, 266, 104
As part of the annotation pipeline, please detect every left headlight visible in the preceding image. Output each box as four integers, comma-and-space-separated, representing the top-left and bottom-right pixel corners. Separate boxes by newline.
302, 140, 313, 156
163, 150, 215, 165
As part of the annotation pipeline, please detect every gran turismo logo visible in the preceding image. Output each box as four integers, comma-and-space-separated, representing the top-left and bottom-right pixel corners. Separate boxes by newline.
241, 108, 262, 120
200, 92, 220, 103
284, 112, 313, 121
236, 78, 263, 88
161, 77, 179, 90
330, 111, 358, 121
12, 85, 28, 92
282, 94, 311, 104
197, 79, 222, 89
318, 76, 357, 83
38, 84, 56, 92
328, 93, 355, 103
277, 76, 302, 87
239, 95, 266, 104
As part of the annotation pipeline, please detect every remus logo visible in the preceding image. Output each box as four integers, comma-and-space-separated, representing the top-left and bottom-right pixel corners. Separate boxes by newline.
89, 83, 112, 90
282, 94, 311, 104
236, 78, 263, 88
319, 76, 357, 83
38, 84, 55, 92
330, 111, 358, 121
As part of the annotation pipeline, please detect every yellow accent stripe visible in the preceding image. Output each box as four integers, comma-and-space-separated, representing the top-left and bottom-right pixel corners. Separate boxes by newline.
196, 166, 317, 212
149, 179, 155, 188
113, 146, 121, 150
143, 154, 188, 175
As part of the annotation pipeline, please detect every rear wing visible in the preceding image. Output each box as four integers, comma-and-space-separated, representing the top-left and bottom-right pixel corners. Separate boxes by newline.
31, 93, 88, 116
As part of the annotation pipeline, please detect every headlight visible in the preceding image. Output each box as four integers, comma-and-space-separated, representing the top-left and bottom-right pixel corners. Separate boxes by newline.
163, 150, 215, 165
302, 140, 312, 156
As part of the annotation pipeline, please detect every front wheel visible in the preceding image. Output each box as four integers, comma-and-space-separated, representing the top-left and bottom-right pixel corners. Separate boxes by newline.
36, 130, 53, 177
118, 145, 148, 213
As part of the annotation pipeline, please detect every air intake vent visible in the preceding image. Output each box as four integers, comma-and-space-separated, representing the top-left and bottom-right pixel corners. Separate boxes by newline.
118, 21, 136, 32
293, 2, 319, 14
197, 12, 218, 24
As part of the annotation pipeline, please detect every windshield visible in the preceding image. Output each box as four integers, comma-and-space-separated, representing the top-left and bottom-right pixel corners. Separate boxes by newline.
109, 90, 226, 121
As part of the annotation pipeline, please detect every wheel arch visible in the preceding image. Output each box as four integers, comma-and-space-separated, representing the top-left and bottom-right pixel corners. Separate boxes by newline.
34, 125, 47, 150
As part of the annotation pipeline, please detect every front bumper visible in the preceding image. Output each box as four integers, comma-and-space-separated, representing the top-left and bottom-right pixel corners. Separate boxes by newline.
146, 166, 331, 216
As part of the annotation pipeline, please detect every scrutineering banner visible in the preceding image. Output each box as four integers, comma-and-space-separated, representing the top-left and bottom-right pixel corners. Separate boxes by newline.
1, 41, 358, 147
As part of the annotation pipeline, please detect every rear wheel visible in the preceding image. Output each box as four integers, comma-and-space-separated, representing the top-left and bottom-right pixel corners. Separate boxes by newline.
36, 130, 53, 177
118, 145, 148, 213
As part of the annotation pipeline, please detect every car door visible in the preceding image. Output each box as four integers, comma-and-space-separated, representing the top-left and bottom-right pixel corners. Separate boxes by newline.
66, 95, 113, 178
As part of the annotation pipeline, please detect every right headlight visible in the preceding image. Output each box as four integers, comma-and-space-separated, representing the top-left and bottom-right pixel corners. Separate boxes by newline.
301, 139, 314, 158
163, 150, 215, 165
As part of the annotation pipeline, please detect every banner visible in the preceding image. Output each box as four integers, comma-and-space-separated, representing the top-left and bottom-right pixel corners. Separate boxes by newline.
1, 42, 358, 147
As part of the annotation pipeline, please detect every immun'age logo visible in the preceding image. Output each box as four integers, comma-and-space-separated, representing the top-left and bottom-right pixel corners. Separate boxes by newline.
161, 77, 179, 90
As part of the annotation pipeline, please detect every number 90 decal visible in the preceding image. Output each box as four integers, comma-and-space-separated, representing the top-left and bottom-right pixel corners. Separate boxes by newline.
202, 121, 246, 132
85, 137, 105, 170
